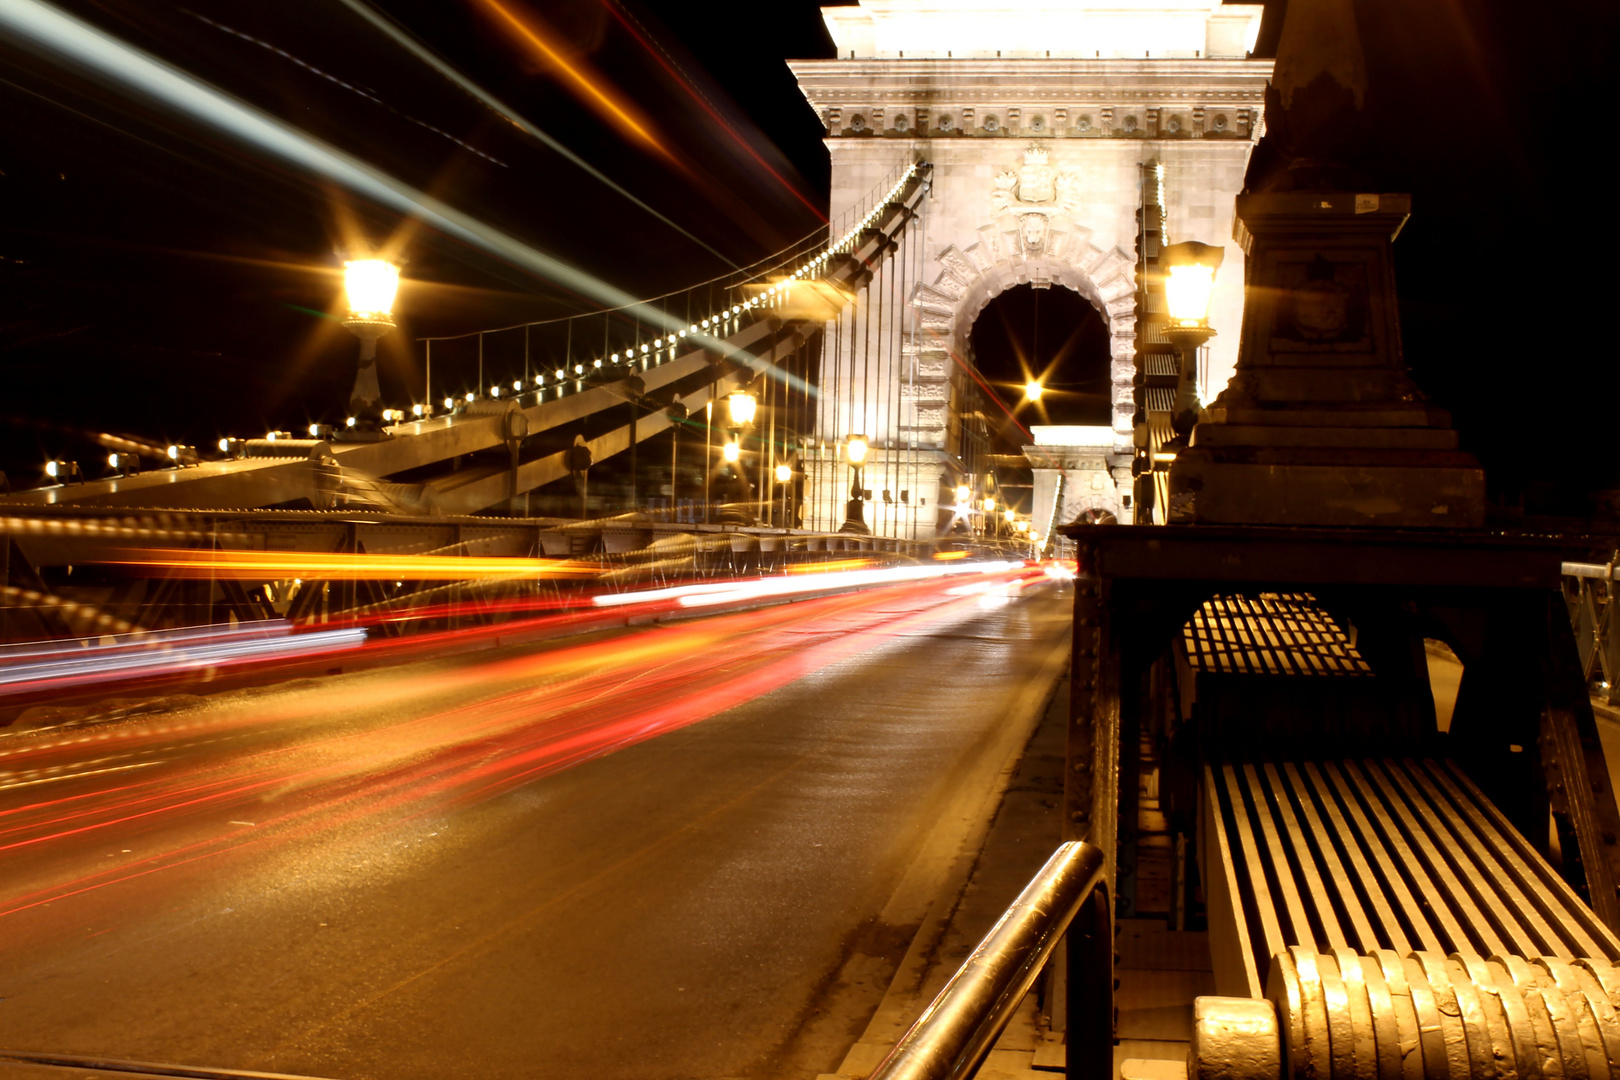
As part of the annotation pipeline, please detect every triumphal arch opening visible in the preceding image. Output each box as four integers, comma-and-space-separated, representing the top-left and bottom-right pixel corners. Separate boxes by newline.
789, 0, 1271, 534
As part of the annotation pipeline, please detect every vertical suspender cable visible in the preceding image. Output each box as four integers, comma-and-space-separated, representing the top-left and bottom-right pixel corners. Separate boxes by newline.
888, 218, 902, 537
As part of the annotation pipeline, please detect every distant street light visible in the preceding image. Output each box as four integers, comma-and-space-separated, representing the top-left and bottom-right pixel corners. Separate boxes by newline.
1024, 381, 1043, 403
775, 462, 793, 484
722, 437, 741, 464
341, 258, 400, 431
841, 435, 870, 533
955, 483, 971, 506
1004, 508, 1016, 523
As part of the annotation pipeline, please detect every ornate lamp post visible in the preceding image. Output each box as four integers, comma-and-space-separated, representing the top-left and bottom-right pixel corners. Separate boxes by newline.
775, 462, 793, 528
342, 258, 400, 432
727, 391, 758, 521
1160, 241, 1224, 439
841, 435, 870, 533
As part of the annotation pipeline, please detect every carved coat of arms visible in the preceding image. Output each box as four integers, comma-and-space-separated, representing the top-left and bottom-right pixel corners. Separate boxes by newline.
991, 144, 1080, 254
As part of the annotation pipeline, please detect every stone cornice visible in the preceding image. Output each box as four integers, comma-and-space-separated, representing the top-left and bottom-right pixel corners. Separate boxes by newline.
788, 58, 1273, 103
789, 58, 1272, 137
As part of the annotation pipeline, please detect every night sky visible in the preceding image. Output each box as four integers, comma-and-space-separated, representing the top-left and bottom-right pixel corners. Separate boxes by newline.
1, 0, 1615, 513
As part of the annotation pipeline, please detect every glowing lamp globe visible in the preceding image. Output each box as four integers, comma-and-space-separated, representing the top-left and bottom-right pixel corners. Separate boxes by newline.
1161, 241, 1224, 328
344, 259, 400, 323
846, 435, 869, 465
722, 439, 742, 464
955, 484, 971, 505
984, 496, 997, 513
775, 463, 793, 484
1024, 381, 1044, 403
1004, 508, 1016, 523
728, 391, 758, 426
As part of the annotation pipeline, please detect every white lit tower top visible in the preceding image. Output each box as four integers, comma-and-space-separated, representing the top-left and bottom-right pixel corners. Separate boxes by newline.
821, 0, 1263, 60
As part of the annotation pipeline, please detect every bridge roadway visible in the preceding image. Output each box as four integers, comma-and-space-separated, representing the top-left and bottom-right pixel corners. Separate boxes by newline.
0, 572, 1069, 1080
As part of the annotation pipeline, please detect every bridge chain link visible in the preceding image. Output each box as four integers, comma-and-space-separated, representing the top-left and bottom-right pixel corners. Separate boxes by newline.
1194, 947, 1620, 1080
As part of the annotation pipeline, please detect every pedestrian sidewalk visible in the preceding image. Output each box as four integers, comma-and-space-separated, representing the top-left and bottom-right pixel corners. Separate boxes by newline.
819, 671, 1208, 1080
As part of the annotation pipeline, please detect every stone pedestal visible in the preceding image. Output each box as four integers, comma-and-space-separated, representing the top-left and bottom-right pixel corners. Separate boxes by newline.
1170, 191, 1484, 527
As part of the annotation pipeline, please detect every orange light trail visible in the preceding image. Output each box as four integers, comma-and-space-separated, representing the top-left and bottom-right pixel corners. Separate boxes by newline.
105, 549, 601, 581
598, 0, 827, 222
784, 558, 875, 574
472, 0, 674, 162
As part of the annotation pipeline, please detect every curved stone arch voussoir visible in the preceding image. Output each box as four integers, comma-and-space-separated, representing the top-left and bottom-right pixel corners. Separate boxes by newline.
909, 231, 1138, 435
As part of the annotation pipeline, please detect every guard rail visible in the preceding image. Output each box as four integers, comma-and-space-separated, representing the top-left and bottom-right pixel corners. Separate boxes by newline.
867, 840, 1109, 1080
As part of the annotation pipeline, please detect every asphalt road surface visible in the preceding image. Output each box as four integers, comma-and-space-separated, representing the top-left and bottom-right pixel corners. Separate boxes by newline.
0, 570, 1071, 1080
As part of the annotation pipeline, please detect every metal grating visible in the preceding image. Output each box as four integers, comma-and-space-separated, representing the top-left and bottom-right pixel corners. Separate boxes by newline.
1145, 386, 1175, 412
1144, 353, 1180, 377
1204, 759, 1620, 996
1184, 593, 1371, 677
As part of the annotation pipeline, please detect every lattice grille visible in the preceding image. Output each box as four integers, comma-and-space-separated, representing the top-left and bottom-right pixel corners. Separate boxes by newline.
1183, 593, 1371, 677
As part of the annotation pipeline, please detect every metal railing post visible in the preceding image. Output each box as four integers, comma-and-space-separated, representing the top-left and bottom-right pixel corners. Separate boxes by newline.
1564, 558, 1620, 705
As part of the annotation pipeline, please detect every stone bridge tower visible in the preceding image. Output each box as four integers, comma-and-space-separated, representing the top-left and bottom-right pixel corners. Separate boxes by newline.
789, 0, 1272, 532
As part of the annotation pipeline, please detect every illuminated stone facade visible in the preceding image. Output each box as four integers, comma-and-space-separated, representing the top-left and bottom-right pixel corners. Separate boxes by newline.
790, 0, 1271, 532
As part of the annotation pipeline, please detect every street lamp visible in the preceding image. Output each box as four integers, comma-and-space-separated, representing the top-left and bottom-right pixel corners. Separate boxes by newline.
1161, 241, 1224, 438
342, 258, 400, 431
722, 437, 741, 464
727, 391, 757, 426
955, 483, 971, 506
726, 390, 760, 521
1024, 381, 1044, 403
841, 434, 870, 533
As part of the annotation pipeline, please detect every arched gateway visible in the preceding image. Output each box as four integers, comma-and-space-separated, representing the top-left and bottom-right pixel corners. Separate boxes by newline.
789, 1, 1271, 532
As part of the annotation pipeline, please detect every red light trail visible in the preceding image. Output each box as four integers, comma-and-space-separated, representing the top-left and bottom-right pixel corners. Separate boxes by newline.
0, 566, 1047, 931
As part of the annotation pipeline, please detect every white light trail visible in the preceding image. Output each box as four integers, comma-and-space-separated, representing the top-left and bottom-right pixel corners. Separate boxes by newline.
0, 621, 367, 695
334, 0, 739, 268
0, 0, 690, 337
592, 559, 1028, 611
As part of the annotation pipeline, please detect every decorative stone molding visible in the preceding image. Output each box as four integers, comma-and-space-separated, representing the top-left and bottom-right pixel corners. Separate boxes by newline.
786, 58, 1273, 141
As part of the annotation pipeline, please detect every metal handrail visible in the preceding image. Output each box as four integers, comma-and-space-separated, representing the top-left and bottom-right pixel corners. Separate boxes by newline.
867, 840, 1106, 1080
